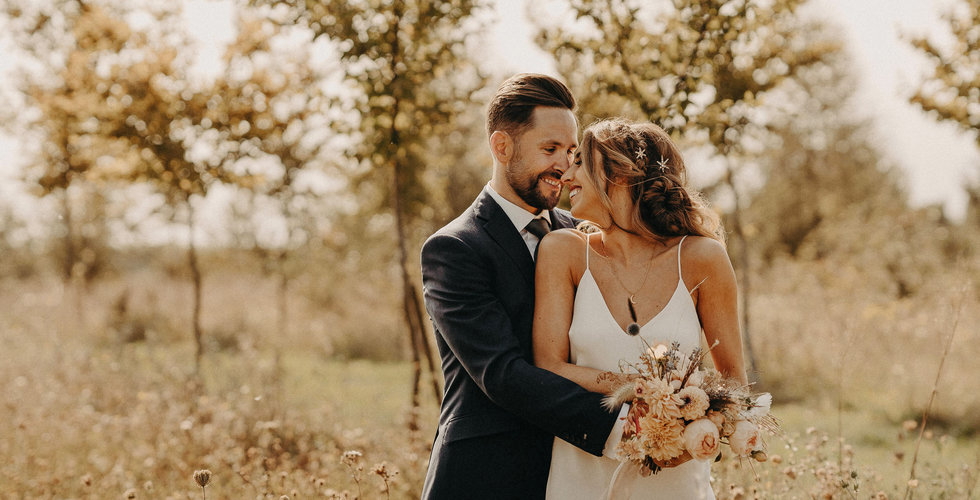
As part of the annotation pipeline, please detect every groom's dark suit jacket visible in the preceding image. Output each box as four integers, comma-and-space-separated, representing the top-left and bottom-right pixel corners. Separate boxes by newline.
420, 188, 618, 499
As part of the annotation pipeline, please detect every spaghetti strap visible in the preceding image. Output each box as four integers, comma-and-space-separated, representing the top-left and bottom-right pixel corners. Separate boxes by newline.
585, 232, 592, 270
677, 235, 688, 275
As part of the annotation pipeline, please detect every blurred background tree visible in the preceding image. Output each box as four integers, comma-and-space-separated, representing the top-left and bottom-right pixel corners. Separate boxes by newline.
250, 0, 488, 422
2, 1, 130, 326
535, 0, 841, 380
205, 14, 337, 382
907, 0, 980, 229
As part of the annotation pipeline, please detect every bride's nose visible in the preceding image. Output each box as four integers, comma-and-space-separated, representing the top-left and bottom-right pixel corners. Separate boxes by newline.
560, 164, 576, 183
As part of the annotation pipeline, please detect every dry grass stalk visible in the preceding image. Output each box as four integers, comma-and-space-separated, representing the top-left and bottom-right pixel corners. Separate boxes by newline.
903, 288, 967, 500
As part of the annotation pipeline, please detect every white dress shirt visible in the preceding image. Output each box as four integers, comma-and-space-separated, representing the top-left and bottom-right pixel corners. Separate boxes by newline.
486, 184, 551, 257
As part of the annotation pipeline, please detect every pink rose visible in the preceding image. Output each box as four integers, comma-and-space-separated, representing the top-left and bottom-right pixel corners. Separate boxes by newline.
683, 418, 720, 461
729, 420, 760, 456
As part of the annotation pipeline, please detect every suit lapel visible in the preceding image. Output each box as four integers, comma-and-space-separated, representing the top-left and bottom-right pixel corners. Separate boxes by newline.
474, 190, 535, 285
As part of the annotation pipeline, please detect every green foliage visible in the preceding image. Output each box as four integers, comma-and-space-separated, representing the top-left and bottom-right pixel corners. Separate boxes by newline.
907, 0, 980, 231
907, 0, 980, 147
253, 0, 488, 223
743, 44, 908, 263
537, 0, 839, 154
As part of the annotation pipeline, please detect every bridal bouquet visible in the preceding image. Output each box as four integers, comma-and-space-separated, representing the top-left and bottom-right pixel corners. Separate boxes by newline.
603, 341, 777, 478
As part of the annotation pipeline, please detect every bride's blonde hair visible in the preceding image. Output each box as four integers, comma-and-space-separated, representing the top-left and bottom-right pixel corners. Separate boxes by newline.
578, 118, 724, 243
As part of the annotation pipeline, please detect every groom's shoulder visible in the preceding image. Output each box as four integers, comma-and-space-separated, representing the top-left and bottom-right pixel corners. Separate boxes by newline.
423, 205, 482, 255
552, 207, 578, 229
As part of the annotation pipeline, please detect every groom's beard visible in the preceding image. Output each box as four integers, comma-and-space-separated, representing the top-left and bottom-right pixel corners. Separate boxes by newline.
506, 151, 562, 211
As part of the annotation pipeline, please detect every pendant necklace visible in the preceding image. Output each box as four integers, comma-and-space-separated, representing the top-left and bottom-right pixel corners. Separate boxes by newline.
600, 238, 657, 336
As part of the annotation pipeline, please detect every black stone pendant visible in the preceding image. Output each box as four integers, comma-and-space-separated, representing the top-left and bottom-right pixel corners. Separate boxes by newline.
626, 296, 640, 336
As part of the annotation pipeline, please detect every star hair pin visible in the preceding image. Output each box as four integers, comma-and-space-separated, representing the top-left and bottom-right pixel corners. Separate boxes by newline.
634, 147, 646, 163
656, 157, 670, 172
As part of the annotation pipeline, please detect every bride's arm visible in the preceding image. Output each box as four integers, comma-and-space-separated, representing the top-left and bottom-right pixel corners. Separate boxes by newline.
686, 237, 748, 385
533, 230, 630, 395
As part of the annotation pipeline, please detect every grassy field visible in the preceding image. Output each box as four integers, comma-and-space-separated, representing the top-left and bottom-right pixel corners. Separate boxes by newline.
1, 259, 978, 498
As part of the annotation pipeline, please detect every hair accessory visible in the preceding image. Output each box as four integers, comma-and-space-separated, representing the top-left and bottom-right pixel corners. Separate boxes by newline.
656, 158, 669, 172
634, 147, 646, 163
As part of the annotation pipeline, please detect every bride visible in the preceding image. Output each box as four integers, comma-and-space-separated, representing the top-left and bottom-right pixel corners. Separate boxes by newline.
533, 118, 747, 499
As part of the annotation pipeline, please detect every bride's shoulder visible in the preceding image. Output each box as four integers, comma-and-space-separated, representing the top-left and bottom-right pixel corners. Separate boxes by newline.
550, 227, 589, 241
538, 228, 589, 264
679, 236, 731, 268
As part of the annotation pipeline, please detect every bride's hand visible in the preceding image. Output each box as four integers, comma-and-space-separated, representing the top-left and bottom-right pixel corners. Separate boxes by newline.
654, 451, 693, 469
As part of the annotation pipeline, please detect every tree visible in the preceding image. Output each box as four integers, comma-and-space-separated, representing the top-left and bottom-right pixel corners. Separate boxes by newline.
2, 0, 131, 322
907, 0, 980, 226
742, 42, 931, 298
210, 13, 338, 382
56, 3, 262, 373
536, 0, 840, 379
251, 0, 488, 423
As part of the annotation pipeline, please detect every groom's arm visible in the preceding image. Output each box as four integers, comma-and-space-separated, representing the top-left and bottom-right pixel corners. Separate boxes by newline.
421, 232, 618, 456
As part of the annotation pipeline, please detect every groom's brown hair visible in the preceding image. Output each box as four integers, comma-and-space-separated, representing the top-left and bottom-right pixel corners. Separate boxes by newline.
486, 73, 575, 138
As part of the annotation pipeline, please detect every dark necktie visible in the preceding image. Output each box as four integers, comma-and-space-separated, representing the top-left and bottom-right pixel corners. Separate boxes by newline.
525, 217, 551, 240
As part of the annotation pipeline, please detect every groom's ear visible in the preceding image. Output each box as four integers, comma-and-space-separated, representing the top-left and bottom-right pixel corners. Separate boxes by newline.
489, 130, 513, 164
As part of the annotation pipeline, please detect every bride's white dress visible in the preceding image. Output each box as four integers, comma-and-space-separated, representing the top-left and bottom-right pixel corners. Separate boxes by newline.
545, 235, 716, 500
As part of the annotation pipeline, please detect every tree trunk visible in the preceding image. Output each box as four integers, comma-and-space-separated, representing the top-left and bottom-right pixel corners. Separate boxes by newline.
386, 12, 442, 428
409, 281, 442, 404
56, 187, 77, 364
187, 200, 204, 374
273, 247, 288, 412
723, 164, 758, 383
391, 167, 443, 429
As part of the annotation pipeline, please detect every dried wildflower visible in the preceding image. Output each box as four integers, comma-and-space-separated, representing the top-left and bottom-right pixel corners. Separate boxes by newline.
341, 450, 363, 466
193, 469, 212, 488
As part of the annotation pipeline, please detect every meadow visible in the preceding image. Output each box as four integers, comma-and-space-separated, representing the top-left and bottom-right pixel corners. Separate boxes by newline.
1, 249, 978, 499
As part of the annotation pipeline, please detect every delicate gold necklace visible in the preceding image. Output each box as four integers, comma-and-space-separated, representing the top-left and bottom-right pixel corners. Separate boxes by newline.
597, 236, 657, 336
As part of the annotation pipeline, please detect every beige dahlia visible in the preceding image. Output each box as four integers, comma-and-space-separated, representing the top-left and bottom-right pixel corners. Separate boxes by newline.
677, 386, 710, 420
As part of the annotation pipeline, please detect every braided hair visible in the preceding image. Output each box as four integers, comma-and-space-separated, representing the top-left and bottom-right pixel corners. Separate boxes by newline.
578, 118, 724, 243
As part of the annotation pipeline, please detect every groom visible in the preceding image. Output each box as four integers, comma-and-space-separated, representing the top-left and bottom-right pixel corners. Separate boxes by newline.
420, 74, 622, 499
